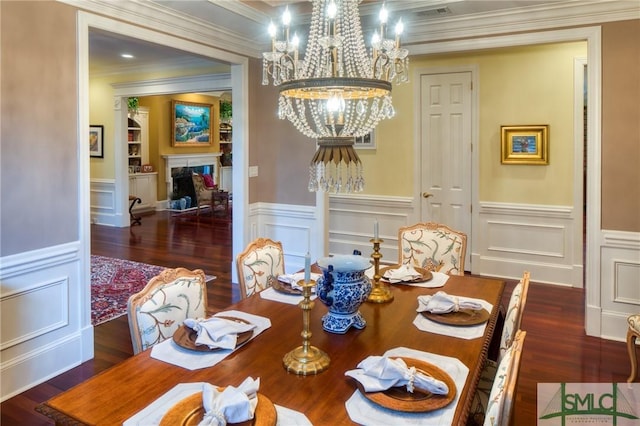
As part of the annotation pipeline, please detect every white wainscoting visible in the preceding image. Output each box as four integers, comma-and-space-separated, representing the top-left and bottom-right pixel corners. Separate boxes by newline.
474, 202, 583, 287
328, 194, 417, 264
0, 242, 93, 401
598, 230, 640, 342
90, 178, 121, 226
247, 202, 319, 274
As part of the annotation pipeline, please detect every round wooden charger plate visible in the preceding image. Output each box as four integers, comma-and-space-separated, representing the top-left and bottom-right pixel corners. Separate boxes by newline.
354, 357, 456, 413
173, 317, 254, 352
379, 265, 433, 283
421, 308, 490, 326
159, 391, 277, 426
270, 277, 302, 295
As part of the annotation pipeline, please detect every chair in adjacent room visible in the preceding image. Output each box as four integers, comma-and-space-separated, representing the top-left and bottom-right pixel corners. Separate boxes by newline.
398, 222, 468, 275
127, 268, 207, 354
236, 237, 285, 299
627, 313, 640, 382
192, 173, 216, 216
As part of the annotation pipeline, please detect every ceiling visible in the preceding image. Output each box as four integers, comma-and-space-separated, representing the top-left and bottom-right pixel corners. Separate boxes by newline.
89, 0, 569, 78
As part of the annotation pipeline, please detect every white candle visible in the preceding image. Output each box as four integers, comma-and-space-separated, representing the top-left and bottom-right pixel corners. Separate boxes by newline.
304, 252, 311, 283
374, 220, 379, 240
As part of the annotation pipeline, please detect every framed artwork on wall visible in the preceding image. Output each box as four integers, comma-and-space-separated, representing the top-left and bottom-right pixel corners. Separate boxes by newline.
89, 125, 104, 158
171, 100, 212, 147
500, 125, 549, 165
354, 131, 376, 150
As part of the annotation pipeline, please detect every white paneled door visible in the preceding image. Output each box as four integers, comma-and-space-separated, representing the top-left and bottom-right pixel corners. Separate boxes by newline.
420, 71, 472, 270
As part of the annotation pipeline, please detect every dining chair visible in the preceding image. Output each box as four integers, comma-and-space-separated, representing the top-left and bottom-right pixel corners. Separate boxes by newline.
469, 272, 530, 424
485, 329, 527, 426
127, 267, 207, 354
627, 313, 640, 382
397, 222, 467, 275
236, 237, 285, 299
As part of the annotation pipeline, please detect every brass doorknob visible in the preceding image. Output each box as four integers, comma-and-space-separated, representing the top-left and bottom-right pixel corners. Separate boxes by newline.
422, 192, 434, 198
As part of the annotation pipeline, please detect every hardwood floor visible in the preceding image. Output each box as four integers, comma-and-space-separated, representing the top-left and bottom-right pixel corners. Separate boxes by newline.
0, 211, 632, 425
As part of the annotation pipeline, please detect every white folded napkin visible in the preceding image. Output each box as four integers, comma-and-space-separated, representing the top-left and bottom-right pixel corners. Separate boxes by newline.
277, 272, 322, 290
183, 317, 257, 350
199, 377, 260, 426
383, 264, 423, 283
345, 356, 449, 395
416, 291, 483, 314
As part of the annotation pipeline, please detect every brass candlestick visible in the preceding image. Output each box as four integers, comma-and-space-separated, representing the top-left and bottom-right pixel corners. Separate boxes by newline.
283, 279, 330, 375
366, 238, 394, 303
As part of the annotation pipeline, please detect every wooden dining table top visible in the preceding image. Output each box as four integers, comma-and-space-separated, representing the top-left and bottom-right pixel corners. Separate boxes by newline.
37, 272, 504, 426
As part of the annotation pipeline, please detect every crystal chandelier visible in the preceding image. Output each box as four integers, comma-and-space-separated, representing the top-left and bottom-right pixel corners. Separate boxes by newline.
262, 0, 409, 193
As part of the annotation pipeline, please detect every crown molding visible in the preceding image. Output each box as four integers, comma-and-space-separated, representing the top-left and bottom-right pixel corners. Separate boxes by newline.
61, 0, 639, 59
60, 0, 264, 58
405, 0, 640, 46
111, 73, 232, 97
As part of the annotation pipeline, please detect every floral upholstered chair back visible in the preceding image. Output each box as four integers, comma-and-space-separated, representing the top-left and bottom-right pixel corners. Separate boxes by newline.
127, 268, 207, 354
236, 238, 285, 299
498, 271, 530, 362
398, 222, 468, 275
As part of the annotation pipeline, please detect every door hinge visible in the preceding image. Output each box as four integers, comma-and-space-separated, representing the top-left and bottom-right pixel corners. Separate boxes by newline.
470, 204, 473, 213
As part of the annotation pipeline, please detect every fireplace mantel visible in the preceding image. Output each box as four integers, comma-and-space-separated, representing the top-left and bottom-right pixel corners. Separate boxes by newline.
163, 153, 222, 201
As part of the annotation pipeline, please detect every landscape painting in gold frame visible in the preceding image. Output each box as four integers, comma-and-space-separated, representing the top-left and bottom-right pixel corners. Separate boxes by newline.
500, 125, 549, 165
171, 100, 212, 147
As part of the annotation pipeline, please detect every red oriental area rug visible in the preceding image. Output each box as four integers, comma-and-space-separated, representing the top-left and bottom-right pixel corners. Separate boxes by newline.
91, 255, 168, 326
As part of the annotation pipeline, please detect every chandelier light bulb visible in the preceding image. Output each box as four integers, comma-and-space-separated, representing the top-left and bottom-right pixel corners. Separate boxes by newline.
327, 1, 337, 19
379, 5, 389, 24
282, 7, 291, 27
268, 21, 276, 38
372, 31, 380, 45
395, 19, 404, 37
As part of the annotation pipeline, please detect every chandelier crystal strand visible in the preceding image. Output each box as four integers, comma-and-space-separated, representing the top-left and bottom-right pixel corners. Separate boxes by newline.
263, 0, 408, 193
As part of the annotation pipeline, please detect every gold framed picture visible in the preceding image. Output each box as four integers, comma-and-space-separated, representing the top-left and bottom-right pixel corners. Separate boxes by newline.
500, 125, 549, 165
171, 100, 212, 147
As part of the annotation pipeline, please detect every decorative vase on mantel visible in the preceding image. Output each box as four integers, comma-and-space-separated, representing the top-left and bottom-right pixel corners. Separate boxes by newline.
316, 254, 372, 334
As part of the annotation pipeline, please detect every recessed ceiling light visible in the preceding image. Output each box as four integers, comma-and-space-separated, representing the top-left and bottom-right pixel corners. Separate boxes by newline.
121, 53, 134, 59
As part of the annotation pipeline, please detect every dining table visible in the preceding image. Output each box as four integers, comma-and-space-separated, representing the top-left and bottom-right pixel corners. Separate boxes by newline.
37, 268, 504, 425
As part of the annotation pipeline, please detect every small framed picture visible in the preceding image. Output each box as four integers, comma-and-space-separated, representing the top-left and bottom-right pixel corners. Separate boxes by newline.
500, 125, 549, 165
134, 166, 141, 173
89, 125, 104, 158
128, 166, 135, 174
354, 131, 375, 150
142, 164, 154, 173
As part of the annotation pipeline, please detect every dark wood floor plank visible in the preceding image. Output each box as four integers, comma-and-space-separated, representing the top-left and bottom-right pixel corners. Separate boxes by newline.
0, 211, 630, 425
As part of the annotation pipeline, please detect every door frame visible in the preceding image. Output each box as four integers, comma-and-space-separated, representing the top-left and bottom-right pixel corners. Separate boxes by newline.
413, 65, 479, 272
78, 12, 250, 327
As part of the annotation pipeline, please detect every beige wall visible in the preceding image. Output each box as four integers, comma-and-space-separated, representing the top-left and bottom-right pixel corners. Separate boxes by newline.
1, 3, 639, 260
601, 19, 640, 232
89, 77, 117, 179
362, 41, 587, 205
1, 1, 78, 256
248, 58, 316, 206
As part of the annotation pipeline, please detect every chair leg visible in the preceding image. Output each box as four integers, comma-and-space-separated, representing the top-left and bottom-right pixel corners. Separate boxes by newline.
628, 328, 639, 383
128, 196, 142, 225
